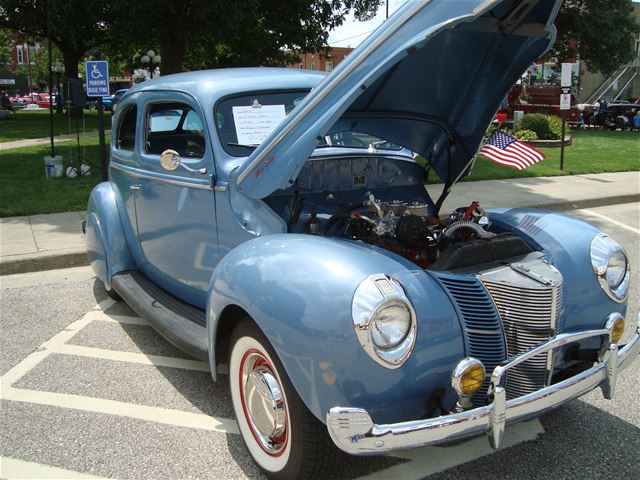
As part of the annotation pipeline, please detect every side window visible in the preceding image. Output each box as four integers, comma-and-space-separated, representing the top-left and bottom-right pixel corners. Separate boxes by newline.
117, 105, 137, 151
145, 102, 205, 159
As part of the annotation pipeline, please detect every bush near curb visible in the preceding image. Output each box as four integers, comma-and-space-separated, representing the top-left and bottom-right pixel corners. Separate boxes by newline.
518, 113, 569, 140
547, 115, 570, 140
518, 113, 552, 139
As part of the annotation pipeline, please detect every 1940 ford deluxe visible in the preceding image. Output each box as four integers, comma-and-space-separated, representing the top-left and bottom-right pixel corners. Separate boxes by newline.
85, 0, 639, 478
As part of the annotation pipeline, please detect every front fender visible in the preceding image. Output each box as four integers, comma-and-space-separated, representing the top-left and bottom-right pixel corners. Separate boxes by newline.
86, 182, 134, 287
207, 234, 465, 425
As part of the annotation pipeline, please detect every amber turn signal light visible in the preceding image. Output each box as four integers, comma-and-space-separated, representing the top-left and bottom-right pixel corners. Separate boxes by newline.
611, 316, 625, 344
451, 358, 486, 397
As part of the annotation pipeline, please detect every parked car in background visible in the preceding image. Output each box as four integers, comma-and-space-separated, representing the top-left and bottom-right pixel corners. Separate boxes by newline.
96, 88, 129, 111
16, 92, 54, 109
85, 1, 638, 478
110, 88, 128, 111
9, 95, 27, 110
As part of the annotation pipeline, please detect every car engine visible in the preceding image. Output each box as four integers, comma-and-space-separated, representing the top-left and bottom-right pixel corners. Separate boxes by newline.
317, 193, 532, 269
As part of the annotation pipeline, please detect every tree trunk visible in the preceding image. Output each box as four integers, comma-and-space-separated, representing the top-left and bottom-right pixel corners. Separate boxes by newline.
62, 50, 79, 80
159, 21, 186, 74
61, 48, 83, 117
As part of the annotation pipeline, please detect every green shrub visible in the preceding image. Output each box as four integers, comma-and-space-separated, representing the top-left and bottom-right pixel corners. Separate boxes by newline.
547, 115, 570, 140
514, 129, 538, 141
518, 113, 552, 139
486, 124, 498, 137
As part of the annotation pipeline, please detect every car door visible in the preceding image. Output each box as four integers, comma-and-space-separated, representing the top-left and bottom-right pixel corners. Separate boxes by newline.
133, 93, 218, 309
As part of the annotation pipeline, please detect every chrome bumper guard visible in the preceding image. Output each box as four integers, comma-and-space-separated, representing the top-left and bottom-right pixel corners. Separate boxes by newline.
327, 314, 640, 455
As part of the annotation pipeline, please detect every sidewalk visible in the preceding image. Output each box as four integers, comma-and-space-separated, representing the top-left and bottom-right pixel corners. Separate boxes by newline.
0, 171, 638, 275
1, 130, 111, 151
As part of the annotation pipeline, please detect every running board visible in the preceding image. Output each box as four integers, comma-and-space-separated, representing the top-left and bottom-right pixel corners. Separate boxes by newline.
111, 271, 208, 361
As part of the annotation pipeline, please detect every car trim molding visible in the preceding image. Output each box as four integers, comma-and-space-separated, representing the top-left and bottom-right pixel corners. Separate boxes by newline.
110, 162, 212, 190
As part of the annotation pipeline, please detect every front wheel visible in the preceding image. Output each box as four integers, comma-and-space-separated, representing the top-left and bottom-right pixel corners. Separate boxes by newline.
229, 318, 337, 480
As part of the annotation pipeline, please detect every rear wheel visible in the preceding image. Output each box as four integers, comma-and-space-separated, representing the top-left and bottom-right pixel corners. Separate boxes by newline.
229, 318, 336, 480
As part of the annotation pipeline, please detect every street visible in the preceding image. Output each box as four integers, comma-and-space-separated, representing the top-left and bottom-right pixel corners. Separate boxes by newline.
1, 202, 638, 480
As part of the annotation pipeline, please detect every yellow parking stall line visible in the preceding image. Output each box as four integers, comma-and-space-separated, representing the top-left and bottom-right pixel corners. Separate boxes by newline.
2, 387, 239, 435
84, 309, 151, 326
50, 343, 211, 372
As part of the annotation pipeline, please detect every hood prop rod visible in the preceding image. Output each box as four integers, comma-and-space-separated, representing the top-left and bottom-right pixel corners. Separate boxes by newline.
433, 132, 486, 217
433, 136, 456, 216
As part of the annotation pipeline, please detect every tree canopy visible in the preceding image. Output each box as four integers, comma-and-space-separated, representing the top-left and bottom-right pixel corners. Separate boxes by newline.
107, 0, 383, 74
2, 0, 637, 81
0, 0, 109, 80
551, 0, 639, 75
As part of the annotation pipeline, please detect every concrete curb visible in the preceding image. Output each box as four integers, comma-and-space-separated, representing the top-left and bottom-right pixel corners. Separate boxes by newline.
524, 194, 640, 212
1, 194, 637, 276
0, 252, 89, 276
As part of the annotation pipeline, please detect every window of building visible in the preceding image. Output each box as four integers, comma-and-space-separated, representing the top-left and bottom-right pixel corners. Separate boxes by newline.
145, 102, 205, 159
311, 62, 316, 70
16, 46, 24, 65
116, 105, 137, 151
325, 61, 333, 72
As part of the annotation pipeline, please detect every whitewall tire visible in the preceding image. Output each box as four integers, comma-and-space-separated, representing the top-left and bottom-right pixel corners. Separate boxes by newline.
229, 318, 336, 480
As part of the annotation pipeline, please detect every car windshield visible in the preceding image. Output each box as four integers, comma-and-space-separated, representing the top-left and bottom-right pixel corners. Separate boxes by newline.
215, 90, 309, 157
318, 132, 403, 151
215, 90, 403, 157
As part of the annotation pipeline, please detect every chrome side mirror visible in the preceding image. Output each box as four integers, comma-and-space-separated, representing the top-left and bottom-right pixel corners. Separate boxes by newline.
160, 149, 207, 174
160, 149, 180, 171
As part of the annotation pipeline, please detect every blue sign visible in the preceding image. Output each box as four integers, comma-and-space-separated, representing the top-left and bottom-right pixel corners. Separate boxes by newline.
85, 60, 109, 97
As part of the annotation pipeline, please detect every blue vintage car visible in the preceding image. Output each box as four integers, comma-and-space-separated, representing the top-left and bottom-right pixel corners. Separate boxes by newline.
101, 88, 129, 111
85, 0, 638, 478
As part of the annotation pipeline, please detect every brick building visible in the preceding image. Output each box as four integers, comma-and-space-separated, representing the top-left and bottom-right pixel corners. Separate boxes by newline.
0, 31, 39, 94
288, 47, 353, 72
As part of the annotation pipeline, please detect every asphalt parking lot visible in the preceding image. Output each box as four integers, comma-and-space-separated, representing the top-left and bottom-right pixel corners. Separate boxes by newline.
1, 202, 638, 479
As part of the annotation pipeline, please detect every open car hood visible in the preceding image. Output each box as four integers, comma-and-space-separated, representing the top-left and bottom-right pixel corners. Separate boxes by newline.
236, 0, 561, 199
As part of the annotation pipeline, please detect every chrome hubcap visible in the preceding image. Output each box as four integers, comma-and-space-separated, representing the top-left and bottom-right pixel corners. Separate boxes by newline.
241, 352, 287, 455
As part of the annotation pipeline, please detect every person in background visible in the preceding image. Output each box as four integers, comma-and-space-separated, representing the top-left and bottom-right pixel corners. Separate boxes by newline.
633, 109, 640, 131
0, 91, 16, 113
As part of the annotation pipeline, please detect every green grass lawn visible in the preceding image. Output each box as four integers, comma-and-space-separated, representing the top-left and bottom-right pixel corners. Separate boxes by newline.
0, 109, 112, 143
0, 136, 107, 217
424, 129, 639, 184
0, 130, 637, 217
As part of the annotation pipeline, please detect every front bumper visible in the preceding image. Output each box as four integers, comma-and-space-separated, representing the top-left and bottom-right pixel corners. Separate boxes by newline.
327, 313, 640, 455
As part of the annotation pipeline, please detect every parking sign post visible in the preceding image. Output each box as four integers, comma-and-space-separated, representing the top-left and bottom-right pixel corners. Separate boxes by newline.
559, 63, 572, 171
85, 60, 109, 181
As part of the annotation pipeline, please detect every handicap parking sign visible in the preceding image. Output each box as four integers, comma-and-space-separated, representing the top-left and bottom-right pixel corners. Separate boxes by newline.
85, 61, 110, 97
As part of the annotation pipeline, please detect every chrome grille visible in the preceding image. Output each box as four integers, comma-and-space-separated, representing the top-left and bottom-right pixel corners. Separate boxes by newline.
434, 274, 506, 405
480, 260, 563, 400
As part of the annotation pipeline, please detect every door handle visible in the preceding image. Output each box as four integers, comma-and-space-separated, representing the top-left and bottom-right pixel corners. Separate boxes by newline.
130, 184, 141, 191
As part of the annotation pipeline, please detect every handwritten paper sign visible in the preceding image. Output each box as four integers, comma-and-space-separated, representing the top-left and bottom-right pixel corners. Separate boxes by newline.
232, 104, 286, 145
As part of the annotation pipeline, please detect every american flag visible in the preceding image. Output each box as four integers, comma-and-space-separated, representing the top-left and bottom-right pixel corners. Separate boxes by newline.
478, 130, 545, 170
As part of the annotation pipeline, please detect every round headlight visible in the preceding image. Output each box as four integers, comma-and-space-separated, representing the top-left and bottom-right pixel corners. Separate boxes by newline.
590, 233, 630, 303
371, 302, 412, 349
352, 274, 417, 369
606, 251, 627, 289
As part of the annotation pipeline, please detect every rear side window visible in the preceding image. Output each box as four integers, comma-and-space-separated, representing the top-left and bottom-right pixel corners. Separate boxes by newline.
145, 102, 205, 159
117, 105, 137, 151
